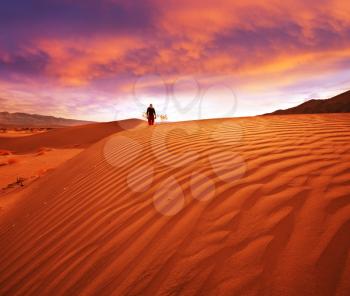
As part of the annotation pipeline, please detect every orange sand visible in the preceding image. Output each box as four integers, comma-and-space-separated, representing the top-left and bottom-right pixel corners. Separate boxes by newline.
0, 148, 83, 192
0, 114, 349, 295
0, 131, 46, 138
0, 119, 143, 153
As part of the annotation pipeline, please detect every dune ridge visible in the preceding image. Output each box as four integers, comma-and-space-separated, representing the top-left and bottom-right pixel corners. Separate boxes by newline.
0, 114, 350, 295
0, 119, 143, 153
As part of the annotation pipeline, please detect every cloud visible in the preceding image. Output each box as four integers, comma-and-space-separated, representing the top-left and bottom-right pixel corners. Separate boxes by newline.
0, 0, 350, 120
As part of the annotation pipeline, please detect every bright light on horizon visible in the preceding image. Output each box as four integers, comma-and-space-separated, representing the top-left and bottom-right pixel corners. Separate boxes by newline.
1, 67, 349, 123
1, 1, 350, 121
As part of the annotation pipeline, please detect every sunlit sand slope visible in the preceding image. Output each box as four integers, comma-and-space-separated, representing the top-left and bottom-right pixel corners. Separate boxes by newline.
0, 114, 349, 295
0, 119, 143, 153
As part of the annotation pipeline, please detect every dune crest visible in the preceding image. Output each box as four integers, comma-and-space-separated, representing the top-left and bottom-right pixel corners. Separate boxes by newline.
0, 114, 350, 295
0, 119, 144, 153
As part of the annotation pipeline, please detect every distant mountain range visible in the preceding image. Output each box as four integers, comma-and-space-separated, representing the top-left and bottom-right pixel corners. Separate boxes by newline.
0, 112, 94, 128
266, 90, 350, 115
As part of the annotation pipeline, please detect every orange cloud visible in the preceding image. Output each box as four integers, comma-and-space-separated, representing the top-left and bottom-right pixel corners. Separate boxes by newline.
6, 0, 346, 89
2, 0, 350, 120
37, 36, 144, 86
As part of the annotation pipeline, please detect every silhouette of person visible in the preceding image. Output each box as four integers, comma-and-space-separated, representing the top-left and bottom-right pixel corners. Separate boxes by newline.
146, 104, 156, 125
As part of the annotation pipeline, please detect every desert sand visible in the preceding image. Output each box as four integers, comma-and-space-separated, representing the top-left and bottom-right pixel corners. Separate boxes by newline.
0, 130, 47, 138
0, 119, 143, 153
0, 148, 83, 193
0, 114, 349, 295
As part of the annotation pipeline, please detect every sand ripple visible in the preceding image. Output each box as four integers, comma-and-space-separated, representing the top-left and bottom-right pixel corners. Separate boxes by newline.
0, 114, 350, 295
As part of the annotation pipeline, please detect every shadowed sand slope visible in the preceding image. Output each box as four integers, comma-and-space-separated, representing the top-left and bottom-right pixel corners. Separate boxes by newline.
0, 119, 144, 153
0, 114, 350, 295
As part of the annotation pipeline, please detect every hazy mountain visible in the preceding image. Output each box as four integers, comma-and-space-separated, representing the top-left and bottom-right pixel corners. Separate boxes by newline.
266, 90, 350, 115
0, 112, 94, 128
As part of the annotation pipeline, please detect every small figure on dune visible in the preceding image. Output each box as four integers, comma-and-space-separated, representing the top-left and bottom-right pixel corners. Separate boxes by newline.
146, 104, 156, 126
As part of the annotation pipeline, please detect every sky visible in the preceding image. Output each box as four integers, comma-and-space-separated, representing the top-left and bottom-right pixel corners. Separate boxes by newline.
0, 0, 350, 122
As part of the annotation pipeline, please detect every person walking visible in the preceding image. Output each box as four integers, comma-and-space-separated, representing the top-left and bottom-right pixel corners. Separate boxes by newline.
146, 104, 156, 125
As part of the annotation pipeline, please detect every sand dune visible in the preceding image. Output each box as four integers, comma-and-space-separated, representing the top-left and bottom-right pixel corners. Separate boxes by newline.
0, 119, 144, 153
0, 114, 350, 295
0, 148, 83, 194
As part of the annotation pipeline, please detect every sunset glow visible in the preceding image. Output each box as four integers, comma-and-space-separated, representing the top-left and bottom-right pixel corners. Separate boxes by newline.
1, 0, 350, 121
